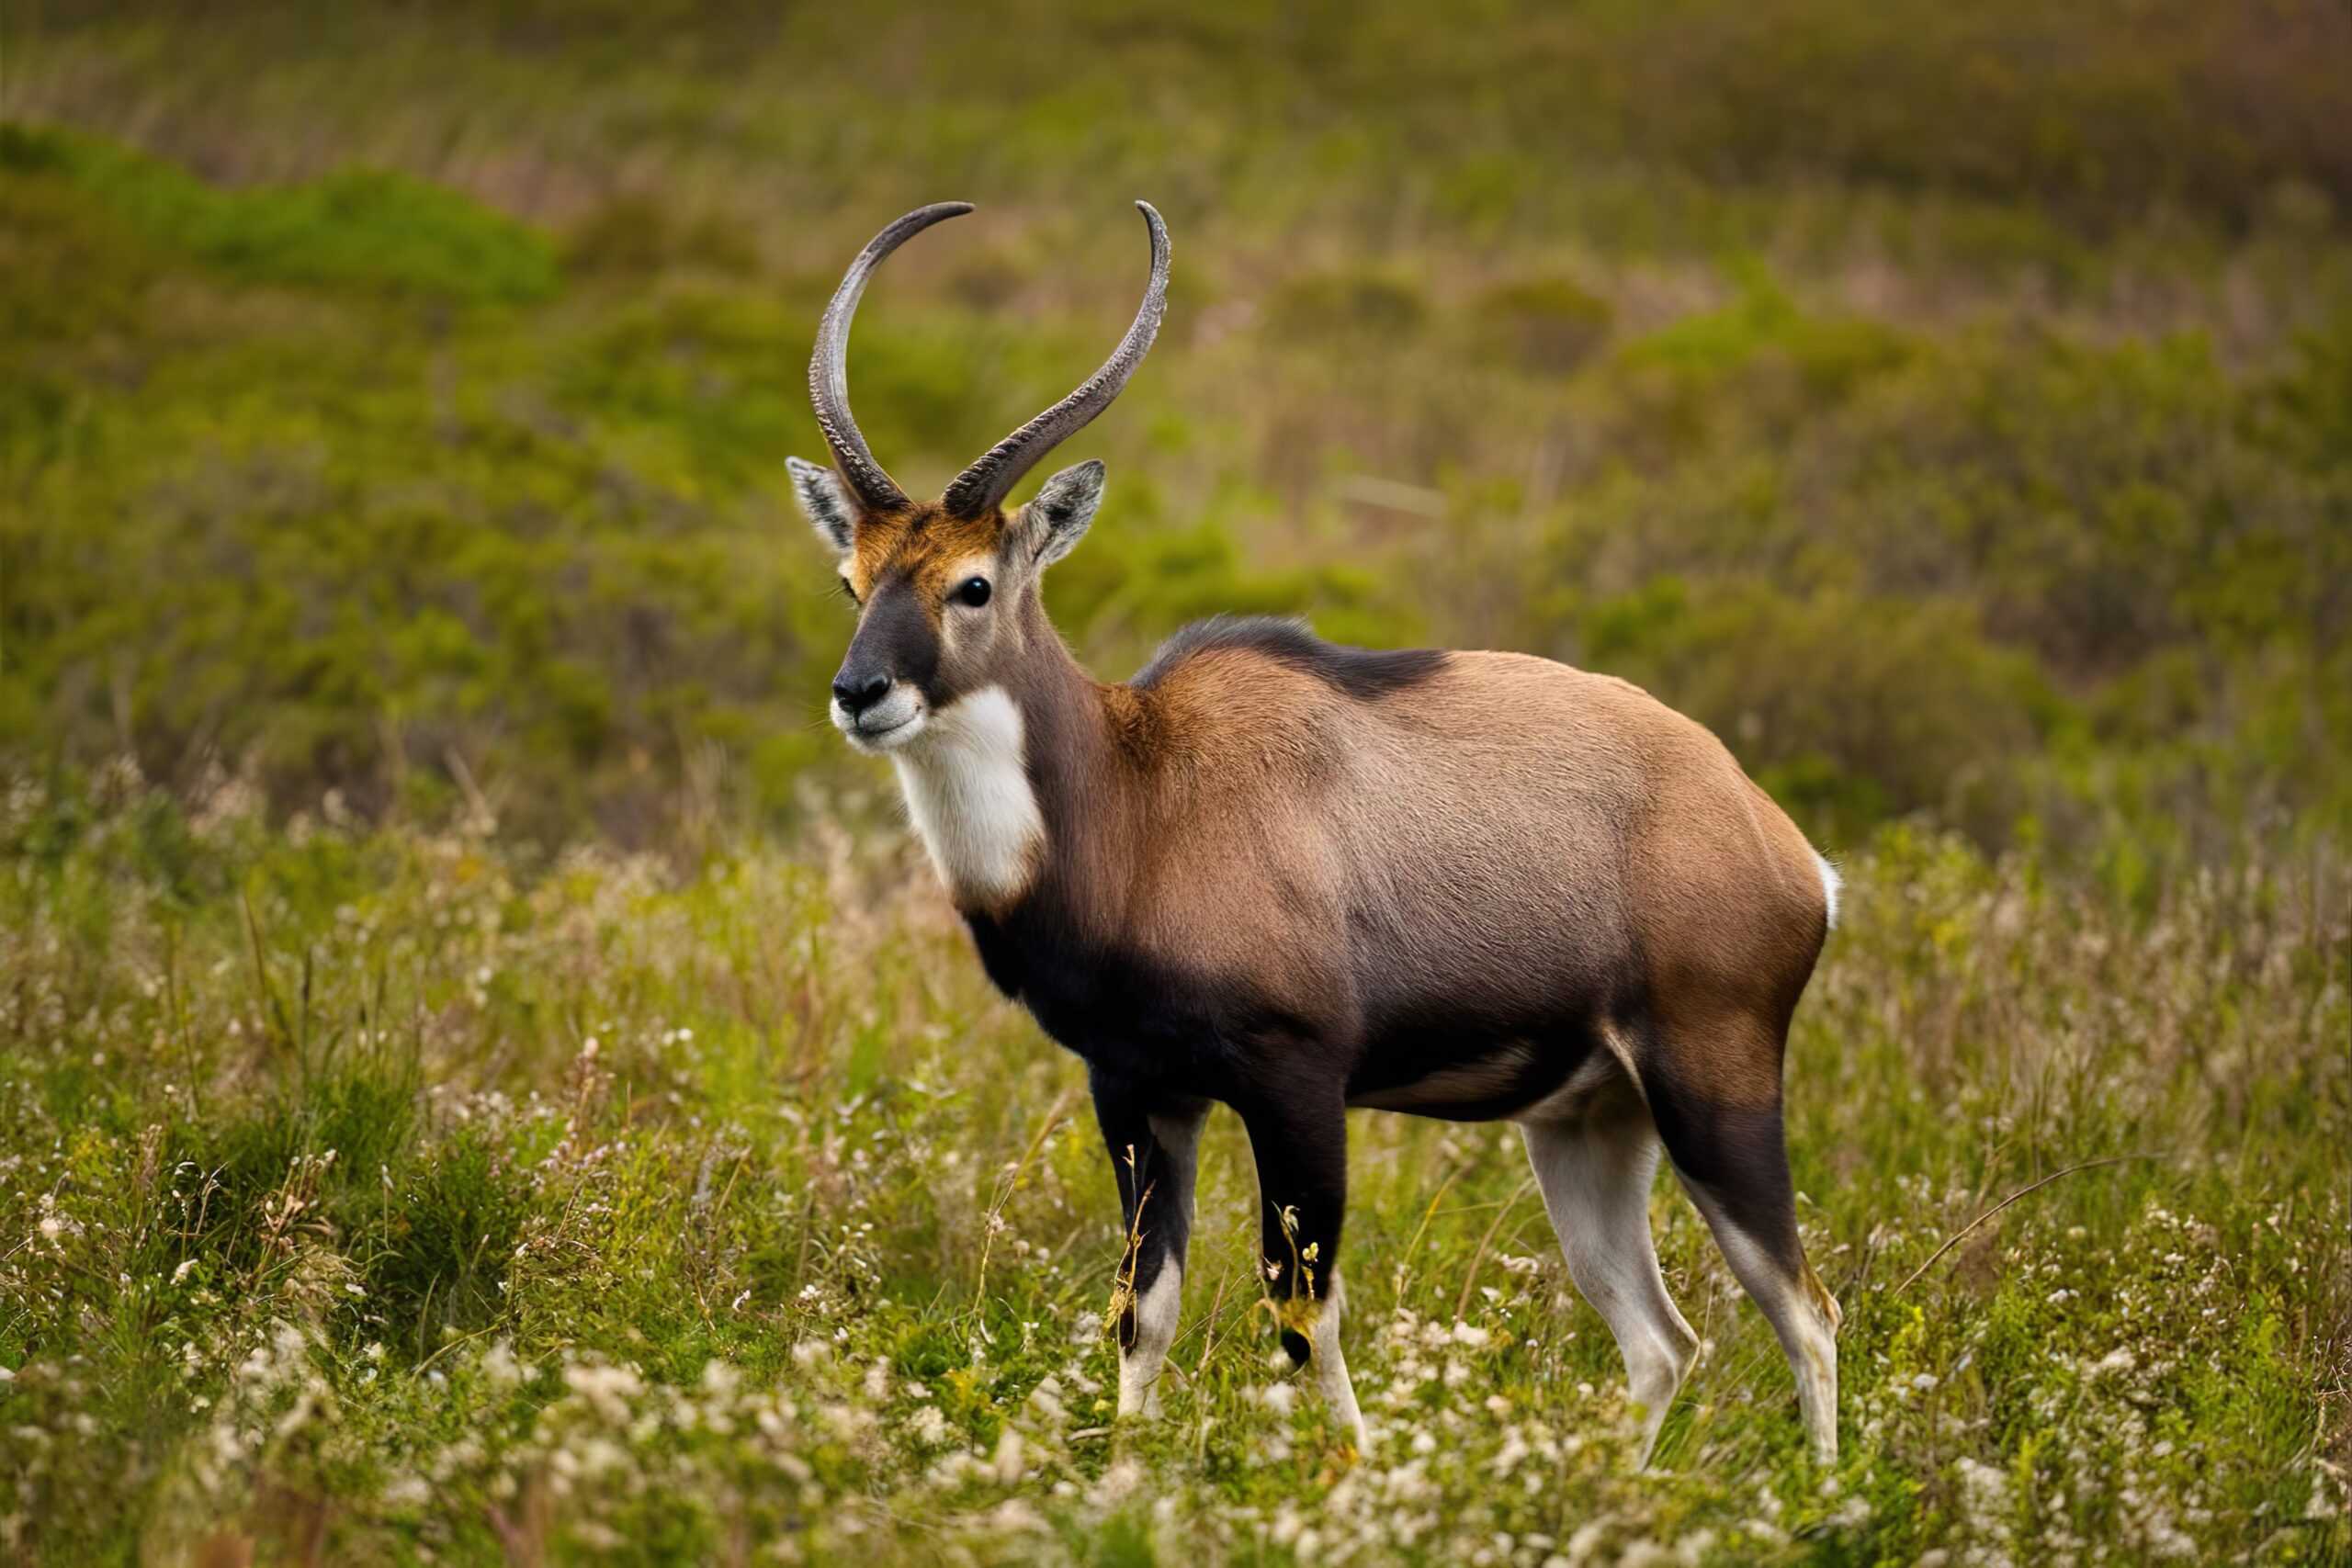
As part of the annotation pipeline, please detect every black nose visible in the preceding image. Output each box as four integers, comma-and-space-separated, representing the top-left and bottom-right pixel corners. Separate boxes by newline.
831, 670, 892, 717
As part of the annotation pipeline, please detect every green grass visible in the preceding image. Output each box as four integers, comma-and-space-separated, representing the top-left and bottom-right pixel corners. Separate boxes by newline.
3, 0, 2350, 1560
0, 784, 2343, 1562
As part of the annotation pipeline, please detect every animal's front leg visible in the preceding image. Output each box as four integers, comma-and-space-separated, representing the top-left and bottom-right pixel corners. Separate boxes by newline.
1238, 1088, 1367, 1450
1091, 1068, 1208, 1418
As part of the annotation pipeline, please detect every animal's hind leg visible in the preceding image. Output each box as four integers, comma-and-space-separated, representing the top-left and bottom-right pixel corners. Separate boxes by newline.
1645, 1029, 1841, 1464
1519, 1086, 1700, 1465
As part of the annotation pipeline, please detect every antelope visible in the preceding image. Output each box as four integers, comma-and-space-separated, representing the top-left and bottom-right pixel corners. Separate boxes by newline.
789, 201, 1844, 1464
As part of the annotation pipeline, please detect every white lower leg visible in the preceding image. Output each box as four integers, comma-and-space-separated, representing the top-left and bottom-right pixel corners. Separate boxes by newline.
1116, 1261, 1182, 1417
1306, 1271, 1368, 1449
1758, 1286, 1839, 1464
1115, 1107, 1203, 1420
1785, 1266, 1841, 1465
1688, 1193, 1841, 1465
1521, 1117, 1699, 1465
1616, 1312, 1701, 1463
1798, 1337, 1839, 1464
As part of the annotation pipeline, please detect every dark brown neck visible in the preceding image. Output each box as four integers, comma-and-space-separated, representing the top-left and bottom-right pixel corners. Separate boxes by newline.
1000, 591, 1143, 906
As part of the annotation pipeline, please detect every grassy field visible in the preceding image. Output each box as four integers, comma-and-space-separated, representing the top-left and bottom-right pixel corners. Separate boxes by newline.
4, 1, 2350, 1562
2, 782, 2345, 1563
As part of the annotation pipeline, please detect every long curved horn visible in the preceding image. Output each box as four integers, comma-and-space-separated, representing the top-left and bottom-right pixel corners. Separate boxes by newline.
942, 201, 1170, 520
808, 201, 975, 513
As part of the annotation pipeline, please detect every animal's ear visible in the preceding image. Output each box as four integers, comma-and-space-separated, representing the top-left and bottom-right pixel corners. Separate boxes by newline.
787, 457, 856, 555
1013, 459, 1105, 570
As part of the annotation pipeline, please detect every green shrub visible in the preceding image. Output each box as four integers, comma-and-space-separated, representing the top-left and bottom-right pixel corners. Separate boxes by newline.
1, 122, 556, 303
1264, 266, 1430, 341
1469, 276, 1613, 374
562, 193, 761, 278
1578, 580, 2050, 842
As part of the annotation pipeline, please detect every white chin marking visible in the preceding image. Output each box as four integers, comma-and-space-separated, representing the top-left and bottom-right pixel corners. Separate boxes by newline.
890, 686, 1045, 905
1814, 852, 1842, 930
832, 692, 926, 752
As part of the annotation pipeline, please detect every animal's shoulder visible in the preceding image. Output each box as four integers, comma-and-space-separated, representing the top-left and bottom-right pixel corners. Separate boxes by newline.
1130, 615, 1449, 703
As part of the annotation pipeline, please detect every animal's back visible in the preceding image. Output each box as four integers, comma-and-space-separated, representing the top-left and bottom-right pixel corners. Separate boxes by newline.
1345, 650, 1826, 1054
1125, 631, 1829, 1091
1363, 649, 1828, 947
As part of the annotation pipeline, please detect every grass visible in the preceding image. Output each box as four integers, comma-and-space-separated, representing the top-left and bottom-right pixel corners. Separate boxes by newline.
1, 778, 2344, 1562
3, 0, 2350, 1560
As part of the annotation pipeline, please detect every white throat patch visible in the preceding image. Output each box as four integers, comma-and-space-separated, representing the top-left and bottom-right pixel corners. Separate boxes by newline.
891, 686, 1046, 906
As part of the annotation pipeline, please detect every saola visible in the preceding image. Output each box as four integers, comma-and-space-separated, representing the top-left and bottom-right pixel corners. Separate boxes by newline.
790, 201, 1845, 1463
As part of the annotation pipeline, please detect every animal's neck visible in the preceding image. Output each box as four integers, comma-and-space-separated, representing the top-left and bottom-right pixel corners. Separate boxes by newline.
891, 598, 1127, 911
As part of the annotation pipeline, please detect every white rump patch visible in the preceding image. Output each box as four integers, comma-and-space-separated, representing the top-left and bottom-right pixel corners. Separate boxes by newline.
1814, 852, 1843, 930
892, 686, 1046, 905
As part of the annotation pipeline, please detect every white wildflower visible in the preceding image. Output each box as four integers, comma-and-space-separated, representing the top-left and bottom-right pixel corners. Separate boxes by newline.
562, 1361, 643, 1423
381, 1474, 431, 1508
2086, 1347, 2138, 1378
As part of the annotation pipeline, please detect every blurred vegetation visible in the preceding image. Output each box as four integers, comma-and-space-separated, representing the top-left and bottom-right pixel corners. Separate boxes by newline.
5, 0, 2351, 856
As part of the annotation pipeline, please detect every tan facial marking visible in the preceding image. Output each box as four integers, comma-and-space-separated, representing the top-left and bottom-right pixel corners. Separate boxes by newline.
844, 503, 1005, 604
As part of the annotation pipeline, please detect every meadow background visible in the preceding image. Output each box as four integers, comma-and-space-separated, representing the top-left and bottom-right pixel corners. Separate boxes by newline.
2, 1, 2347, 1562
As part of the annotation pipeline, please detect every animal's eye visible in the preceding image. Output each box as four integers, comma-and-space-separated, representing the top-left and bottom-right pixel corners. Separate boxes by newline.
838, 577, 860, 606
953, 576, 992, 608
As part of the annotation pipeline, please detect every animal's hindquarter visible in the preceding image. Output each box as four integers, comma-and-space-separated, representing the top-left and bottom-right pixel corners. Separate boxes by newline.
1329, 653, 1827, 1115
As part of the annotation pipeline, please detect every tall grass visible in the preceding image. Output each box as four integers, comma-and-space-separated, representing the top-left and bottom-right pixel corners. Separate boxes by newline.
0, 776, 2343, 1562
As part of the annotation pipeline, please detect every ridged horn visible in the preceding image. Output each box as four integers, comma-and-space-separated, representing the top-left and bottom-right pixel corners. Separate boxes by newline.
808, 201, 974, 513
941, 201, 1170, 520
